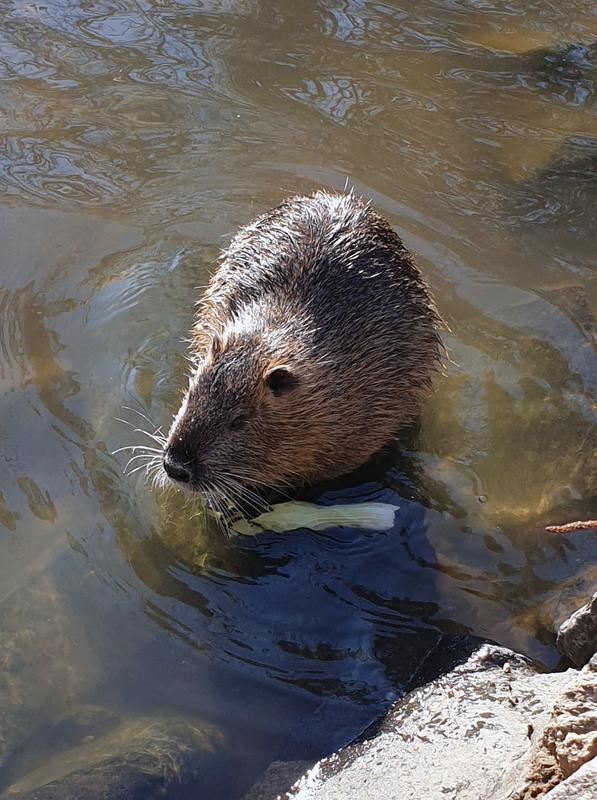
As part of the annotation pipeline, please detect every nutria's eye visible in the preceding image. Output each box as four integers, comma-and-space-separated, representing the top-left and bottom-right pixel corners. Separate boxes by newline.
265, 366, 298, 397
229, 414, 248, 431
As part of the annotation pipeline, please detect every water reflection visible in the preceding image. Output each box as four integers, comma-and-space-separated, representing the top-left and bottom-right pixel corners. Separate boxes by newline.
0, 0, 595, 797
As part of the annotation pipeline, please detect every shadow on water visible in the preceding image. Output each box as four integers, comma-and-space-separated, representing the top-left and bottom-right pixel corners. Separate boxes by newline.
113, 443, 457, 731
0, 0, 596, 797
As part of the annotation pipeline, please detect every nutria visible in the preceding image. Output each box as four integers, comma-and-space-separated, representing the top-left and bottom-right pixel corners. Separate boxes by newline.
161, 191, 442, 512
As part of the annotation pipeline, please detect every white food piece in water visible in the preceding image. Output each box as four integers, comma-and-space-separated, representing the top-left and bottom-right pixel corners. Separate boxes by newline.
232, 500, 397, 535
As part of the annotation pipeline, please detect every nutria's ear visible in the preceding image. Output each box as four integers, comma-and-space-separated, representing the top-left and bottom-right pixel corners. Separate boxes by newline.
264, 365, 299, 397
205, 335, 222, 365
210, 335, 223, 358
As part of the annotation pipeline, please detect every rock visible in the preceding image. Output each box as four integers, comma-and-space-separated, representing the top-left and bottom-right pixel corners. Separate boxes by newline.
4, 715, 232, 800
506, 654, 597, 799
544, 757, 597, 799
557, 592, 597, 667
242, 761, 312, 800
285, 639, 597, 800
285, 645, 572, 800
0, 575, 99, 771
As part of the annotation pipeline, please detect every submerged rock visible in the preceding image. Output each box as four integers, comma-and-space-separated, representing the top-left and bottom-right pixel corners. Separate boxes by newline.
0, 575, 100, 773
557, 592, 597, 667
0, 561, 237, 800
242, 761, 312, 800
4, 715, 232, 800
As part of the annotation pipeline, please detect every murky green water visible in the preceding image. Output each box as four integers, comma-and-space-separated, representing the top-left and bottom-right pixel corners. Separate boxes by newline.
0, 1, 595, 797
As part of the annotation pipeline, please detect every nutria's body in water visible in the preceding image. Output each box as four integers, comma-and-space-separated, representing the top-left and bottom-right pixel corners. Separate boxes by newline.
162, 191, 442, 509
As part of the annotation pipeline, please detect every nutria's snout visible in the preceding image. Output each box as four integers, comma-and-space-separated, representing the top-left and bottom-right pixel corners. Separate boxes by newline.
162, 449, 192, 485
162, 435, 209, 490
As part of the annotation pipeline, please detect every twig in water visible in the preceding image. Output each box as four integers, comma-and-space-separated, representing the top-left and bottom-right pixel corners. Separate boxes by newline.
545, 520, 597, 534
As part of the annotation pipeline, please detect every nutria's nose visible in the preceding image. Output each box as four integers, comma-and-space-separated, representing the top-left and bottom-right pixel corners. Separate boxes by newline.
163, 452, 191, 484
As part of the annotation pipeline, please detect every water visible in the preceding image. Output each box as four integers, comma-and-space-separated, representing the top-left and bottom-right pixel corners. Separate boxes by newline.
0, 1, 595, 797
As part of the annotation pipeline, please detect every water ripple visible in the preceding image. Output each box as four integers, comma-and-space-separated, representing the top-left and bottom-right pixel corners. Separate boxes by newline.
0, 287, 27, 390
0, 135, 125, 206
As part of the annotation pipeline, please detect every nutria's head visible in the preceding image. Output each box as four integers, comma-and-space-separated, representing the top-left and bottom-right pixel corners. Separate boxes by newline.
163, 335, 300, 492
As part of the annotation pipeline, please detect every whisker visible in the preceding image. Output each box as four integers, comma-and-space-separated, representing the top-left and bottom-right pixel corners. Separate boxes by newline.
224, 470, 294, 497
127, 460, 159, 477
219, 474, 274, 512
203, 487, 229, 536
115, 419, 167, 446
212, 480, 243, 517
122, 405, 162, 429
146, 467, 162, 484
150, 469, 165, 490
112, 444, 163, 455
212, 479, 248, 527
231, 470, 294, 491
226, 490, 267, 519
123, 453, 158, 473
217, 476, 265, 518
153, 469, 171, 492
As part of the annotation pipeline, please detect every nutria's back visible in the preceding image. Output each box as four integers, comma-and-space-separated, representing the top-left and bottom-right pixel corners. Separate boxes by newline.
162, 191, 442, 506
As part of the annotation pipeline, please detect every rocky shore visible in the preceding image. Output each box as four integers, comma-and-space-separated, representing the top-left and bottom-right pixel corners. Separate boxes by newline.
277, 592, 597, 800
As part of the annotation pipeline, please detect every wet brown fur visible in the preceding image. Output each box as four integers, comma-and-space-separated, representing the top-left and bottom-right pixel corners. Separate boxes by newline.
165, 191, 442, 496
